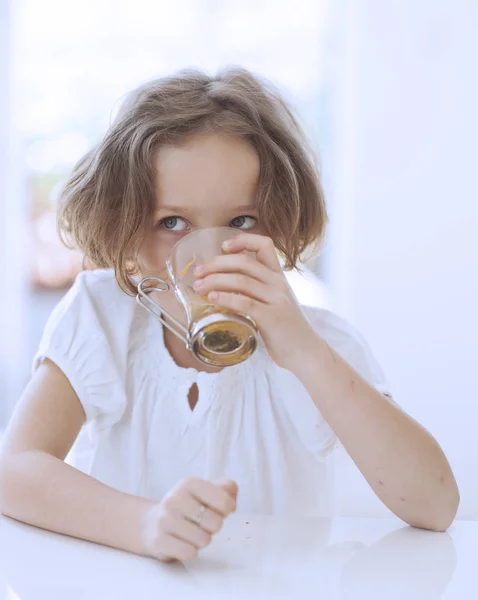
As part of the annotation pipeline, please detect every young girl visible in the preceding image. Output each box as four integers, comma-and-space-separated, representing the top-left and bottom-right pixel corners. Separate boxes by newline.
0, 68, 459, 563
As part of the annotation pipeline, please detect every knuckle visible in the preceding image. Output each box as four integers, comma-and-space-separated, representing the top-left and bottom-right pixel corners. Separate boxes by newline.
234, 297, 246, 312
238, 274, 249, 288
236, 253, 249, 268
183, 476, 199, 490
200, 531, 212, 547
210, 517, 223, 534
156, 553, 175, 563
156, 513, 172, 531
161, 495, 177, 513
200, 275, 212, 288
178, 545, 198, 562
219, 495, 234, 515
234, 233, 245, 243
240, 296, 254, 313
208, 257, 220, 270
215, 498, 228, 515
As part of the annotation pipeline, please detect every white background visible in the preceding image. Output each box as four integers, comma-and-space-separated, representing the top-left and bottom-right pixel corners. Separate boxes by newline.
329, 0, 478, 520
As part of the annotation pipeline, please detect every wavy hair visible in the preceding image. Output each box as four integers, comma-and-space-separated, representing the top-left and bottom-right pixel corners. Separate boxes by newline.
58, 67, 327, 294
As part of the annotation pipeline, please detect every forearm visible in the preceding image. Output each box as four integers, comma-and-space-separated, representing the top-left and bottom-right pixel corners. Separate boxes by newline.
0, 450, 156, 555
291, 334, 459, 531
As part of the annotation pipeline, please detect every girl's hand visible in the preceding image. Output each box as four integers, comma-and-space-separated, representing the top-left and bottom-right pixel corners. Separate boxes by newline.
193, 233, 318, 371
142, 478, 238, 562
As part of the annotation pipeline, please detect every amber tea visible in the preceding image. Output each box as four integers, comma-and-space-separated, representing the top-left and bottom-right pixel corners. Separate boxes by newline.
137, 227, 259, 367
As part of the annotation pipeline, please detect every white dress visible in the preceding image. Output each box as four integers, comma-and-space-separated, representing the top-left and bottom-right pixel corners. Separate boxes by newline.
34, 270, 389, 517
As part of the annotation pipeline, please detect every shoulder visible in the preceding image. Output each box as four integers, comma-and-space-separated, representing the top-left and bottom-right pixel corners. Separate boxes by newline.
300, 305, 390, 394
34, 269, 132, 425
41, 269, 136, 350
58, 268, 132, 316
70, 268, 130, 306
301, 305, 367, 346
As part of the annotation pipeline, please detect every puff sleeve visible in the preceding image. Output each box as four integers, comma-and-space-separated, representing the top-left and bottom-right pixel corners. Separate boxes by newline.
32, 271, 128, 430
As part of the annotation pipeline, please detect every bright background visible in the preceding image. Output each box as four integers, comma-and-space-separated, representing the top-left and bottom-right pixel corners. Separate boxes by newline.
0, 0, 477, 521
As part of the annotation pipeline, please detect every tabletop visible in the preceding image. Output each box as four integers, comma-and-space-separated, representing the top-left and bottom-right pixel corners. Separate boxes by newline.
0, 514, 476, 599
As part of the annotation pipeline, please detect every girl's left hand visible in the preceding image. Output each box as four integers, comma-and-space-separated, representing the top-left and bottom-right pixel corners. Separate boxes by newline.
193, 233, 318, 371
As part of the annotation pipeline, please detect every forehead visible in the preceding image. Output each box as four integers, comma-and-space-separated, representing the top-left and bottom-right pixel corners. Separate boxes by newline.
153, 133, 260, 212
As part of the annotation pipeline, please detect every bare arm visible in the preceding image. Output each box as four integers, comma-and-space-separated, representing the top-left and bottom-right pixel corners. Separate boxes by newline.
0, 360, 155, 555
182, 231, 459, 531
289, 335, 460, 532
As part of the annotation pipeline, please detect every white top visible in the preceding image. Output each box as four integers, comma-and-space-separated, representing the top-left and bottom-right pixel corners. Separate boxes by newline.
34, 269, 389, 517
1, 514, 470, 599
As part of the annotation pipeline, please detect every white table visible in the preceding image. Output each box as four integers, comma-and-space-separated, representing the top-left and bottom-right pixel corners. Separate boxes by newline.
0, 514, 476, 599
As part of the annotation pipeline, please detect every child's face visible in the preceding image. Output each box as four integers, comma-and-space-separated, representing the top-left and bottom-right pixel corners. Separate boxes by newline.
140, 133, 263, 278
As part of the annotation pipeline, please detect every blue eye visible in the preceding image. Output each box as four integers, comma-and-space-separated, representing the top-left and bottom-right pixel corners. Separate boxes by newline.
230, 216, 257, 230
159, 217, 188, 232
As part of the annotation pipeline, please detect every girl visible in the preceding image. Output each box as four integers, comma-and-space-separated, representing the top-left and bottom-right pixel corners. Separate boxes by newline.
0, 68, 459, 563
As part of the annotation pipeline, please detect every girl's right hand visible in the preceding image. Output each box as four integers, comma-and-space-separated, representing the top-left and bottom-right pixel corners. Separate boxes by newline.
142, 477, 238, 562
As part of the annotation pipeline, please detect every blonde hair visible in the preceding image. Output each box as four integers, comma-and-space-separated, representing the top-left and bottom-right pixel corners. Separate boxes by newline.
58, 67, 327, 294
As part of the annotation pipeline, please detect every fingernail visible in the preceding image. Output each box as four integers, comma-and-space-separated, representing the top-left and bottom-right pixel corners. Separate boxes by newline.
193, 279, 204, 289
208, 291, 219, 301
222, 240, 232, 251
194, 265, 204, 275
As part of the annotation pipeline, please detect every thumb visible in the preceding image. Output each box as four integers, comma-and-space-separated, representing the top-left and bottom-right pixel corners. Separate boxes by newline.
214, 479, 239, 500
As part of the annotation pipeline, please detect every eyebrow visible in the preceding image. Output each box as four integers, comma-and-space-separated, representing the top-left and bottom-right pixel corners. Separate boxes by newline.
155, 204, 257, 213
155, 206, 191, 213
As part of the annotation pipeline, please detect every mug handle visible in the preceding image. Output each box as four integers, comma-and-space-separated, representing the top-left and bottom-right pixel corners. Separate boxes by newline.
136, 277, 189, 346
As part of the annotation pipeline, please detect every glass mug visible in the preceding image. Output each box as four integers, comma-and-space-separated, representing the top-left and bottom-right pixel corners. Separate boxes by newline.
136, 227, 258, 367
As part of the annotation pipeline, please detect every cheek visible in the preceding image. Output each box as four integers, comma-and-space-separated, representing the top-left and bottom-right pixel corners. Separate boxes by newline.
253, 224, 268, 237
138, 233, 174, 276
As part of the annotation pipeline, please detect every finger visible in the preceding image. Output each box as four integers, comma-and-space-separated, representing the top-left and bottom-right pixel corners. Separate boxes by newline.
215, 479, 239, 501
193, 273, 270, 303
185, 477, 237, 516
222, 234, 282, 272
155, 532, 198, 562
162, 514, 212, 549
194, 253, 274, 284
207, 291, 259, 319
163, 491, 224, 535
189, 505, 224, 535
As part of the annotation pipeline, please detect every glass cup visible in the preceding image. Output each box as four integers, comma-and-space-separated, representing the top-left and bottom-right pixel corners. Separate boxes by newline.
137, 227, 258, 367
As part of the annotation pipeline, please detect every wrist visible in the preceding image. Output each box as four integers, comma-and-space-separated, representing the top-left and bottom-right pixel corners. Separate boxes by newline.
119, 496, 158, 558
282, 328, 325, 378
138, 500, 162, 558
